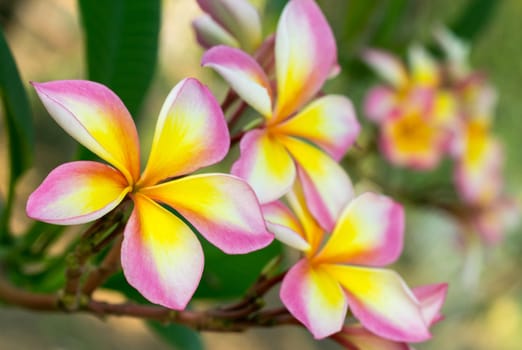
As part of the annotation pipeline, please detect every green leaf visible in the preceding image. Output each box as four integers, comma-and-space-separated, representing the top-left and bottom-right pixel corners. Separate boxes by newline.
451, 0, 501, 41
194, 239, 282, 299
78, 0, 160, 116
148, 323, 204, 350
0, 29, 34, 239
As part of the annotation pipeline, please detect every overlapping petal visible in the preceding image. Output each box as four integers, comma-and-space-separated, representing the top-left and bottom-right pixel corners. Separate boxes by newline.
337, 325, 411, 350
32, 80, 140, 183
202, 46, 273, 117
408, 46, 439, 87
280, 260, 348, 339
364, 86, 397, 123
314, 193, 404, 266
197, 0, 262, 53
455, 125, 502, 205
262, 201, 310, 251
192, 15, 239, 49
274, 0, 337, 121
140, 174, 273, 254
413, 284, 448, 325
121, 194, 204, 310
231, 130, 296, 203
140, 78, 229, 186
363, 50, 408, 88
280, 136, 353, 231
26, 161, 130, 225
324, 264, 430, 342
273, 95, 359, 160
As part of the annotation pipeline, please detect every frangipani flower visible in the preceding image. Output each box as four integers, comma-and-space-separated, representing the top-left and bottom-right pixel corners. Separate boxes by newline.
193, 0, 262, 53
202, 0, 360, 230
27, 79, 273, 309
363, 47, 457, 170
263, 184, 430, 341
334, 284, 448, 350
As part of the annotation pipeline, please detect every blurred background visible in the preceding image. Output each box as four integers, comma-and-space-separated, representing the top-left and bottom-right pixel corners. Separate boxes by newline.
0, 0, 521, 349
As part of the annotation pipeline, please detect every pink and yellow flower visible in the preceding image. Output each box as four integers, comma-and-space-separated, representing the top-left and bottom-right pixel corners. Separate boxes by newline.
202, 0, 360, 230
193, 0, 262, 53
333, 284, 448, 349
262, 184, 431, 341
27, 79, 273, 309
363, 47, 457, 170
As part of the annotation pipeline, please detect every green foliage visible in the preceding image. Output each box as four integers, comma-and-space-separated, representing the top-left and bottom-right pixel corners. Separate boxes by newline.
78, 0, 160, 117
0, 29, 34, 239
451, 0, 501, 41
148, 323, 204, 350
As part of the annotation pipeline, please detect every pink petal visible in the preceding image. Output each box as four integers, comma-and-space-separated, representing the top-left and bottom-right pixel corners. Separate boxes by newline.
140, 174, 273, 254
314, 193, 404, 266
231, 129, 296, 203
197, 0, 262, 53
280, 260, 348, 339
274, 95, 360, 160
262, 201, 310, 251
121, 194, 204, 310
32, 80, 140, 183
202, 46, 273, 117
26, 161, 130, 225
336, 325, 411, 350
324, 264, 430, 343
280, 136, 353, 231
139, 78, 229, 186
412, 284, 448, 326
274, 0, 337, 121
192, 15, 239, 49
364, 86, 397, 123
362, 49, 408, 88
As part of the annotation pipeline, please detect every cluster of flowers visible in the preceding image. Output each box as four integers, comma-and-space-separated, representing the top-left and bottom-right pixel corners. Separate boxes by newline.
363, 29, 517, 245
27, 0, 447, 348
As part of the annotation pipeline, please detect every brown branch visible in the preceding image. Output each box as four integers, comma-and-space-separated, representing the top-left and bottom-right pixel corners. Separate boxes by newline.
81, 236, 123, 297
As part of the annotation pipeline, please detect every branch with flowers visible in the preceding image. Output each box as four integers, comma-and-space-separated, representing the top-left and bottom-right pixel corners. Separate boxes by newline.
0, 0, 518, 349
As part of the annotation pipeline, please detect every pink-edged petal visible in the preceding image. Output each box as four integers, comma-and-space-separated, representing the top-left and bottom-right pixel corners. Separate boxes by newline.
26, 161, 130, 225
202, 46, 273, 117
139, 78, 229, 186
140, 174, 273, 254
232, 129, 296, 203
280, 136, 353, 231
408, 46, 440, 87
363, 49, 408, 88
197, 0, 262, 53
274, 0, 337, 121
412, 284, 448, 326
324, 264, 430, 343
455, 128, 502, 205
280, 260, 348, 339
364, 86, 397, 123
192, 15, 239, 49
274, 95, 360, 160
336, 325, 411, 350
262, 201, 310, 251
121, 194, 204, 310
314, 193, 404, 266
32, 80, 140, 183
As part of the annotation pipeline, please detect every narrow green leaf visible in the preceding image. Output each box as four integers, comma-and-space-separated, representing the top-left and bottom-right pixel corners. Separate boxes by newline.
78, 0, 160, 116
0, 28, 34, 240
148, 323, 204, 350
451, 0, 501, 41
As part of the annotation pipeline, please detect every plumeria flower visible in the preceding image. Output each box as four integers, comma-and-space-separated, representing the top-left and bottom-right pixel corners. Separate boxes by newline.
27, 79, 273, 310
363, 47, 457, 170
262, 183, 431, 341
193, 0, 262, 53
202, 0, 360, 230
333, 284, 448, 350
